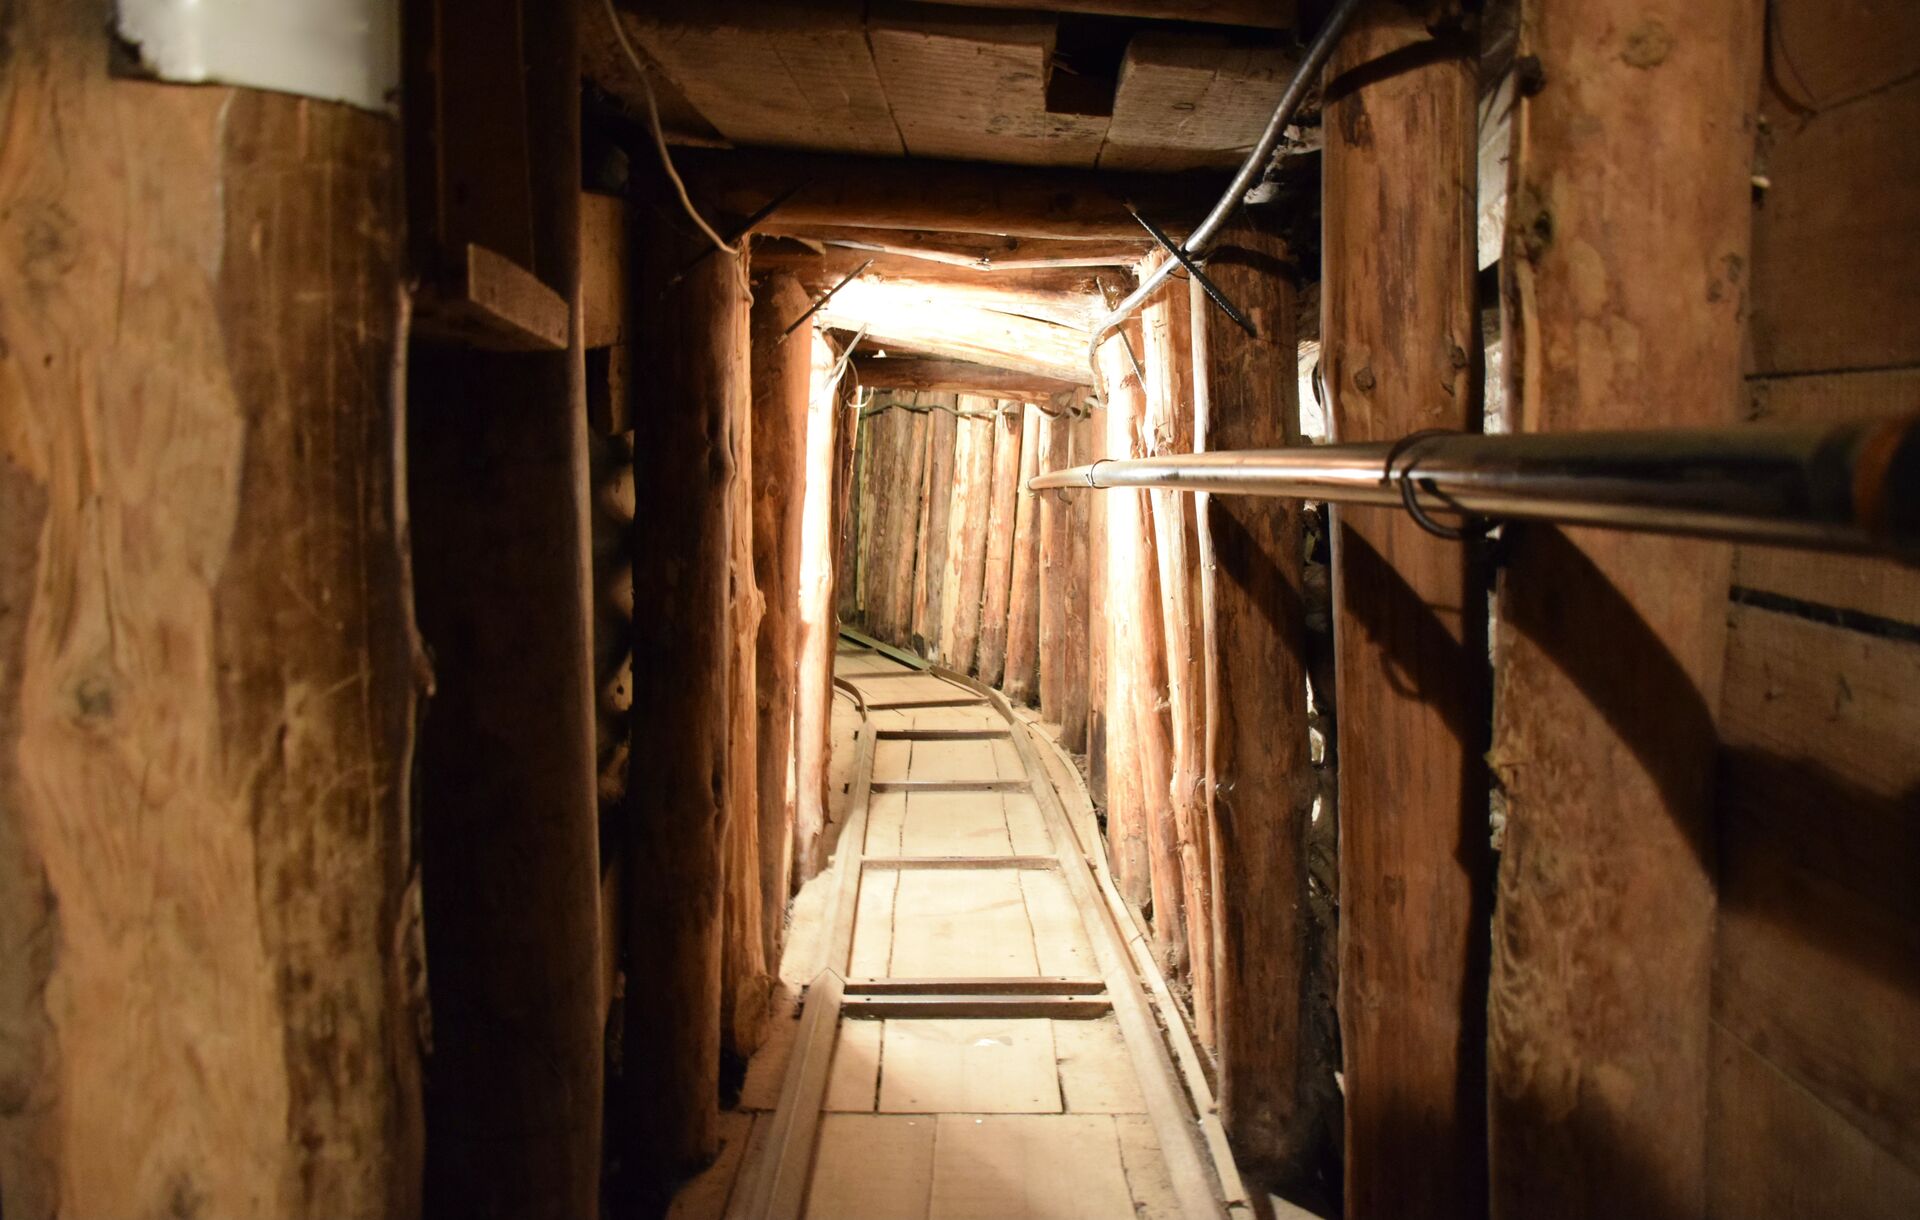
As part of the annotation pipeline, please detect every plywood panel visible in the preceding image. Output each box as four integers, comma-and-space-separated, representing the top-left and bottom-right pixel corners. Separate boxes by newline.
880, 1019, 1062, 1113
1102, 32, 1295, 170
1735, 367, 1920, 623
928, 1115, 1135, 1218
1020, 871, 1096, 978
991, 738, 1026, 780
910, 706, 1005, 730
1709, 1024, 1920, 1219
868, 7, 1107, 167
1003, 794, 1052, 855
890, 870, 1039, 976
874, 738, 915, 781
1055, 1018, 1147, 1114
622, 2, 902, 156
851, 869, 901, 977
907, 739, 1001, 781
807, 1114, 937, 1218
867, 791, 909, 856
826, 1019, 884, 1111
1113, 1114, 1181, 1220
667, 1110, 755, 1219
900, 793, 1015, 857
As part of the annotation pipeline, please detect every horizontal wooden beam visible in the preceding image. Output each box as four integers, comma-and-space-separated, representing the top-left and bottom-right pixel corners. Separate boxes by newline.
843, 977, 1107, 995
756, 226, 1150, 270
852, 354, 1087, 399
841, 994, 1114, 1018
414, 243, 569, 352
899, 0, 1295, 29
679, 147, 1222, 239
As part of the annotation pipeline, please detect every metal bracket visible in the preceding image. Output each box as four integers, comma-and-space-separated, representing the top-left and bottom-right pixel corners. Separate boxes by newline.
1128, 205, 1258, 340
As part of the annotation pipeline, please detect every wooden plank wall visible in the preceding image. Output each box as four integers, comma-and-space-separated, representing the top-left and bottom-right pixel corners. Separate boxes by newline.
1707, 2, 1920, 1214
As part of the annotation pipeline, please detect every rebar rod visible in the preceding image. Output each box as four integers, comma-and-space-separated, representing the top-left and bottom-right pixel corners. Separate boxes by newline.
1028, 417, 1920, 557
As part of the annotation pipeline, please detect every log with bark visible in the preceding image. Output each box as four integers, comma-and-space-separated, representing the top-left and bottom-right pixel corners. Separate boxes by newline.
1002, 405, 1046, 704
939, 399, 1000, 672
974, 405, 1027, 686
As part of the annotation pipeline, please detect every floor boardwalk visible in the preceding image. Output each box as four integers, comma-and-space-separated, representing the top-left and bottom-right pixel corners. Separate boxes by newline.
671, 636, 1236, 1218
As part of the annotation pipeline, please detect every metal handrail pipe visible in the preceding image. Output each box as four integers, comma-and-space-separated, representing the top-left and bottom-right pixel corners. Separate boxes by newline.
1027, 418, 1920, 557
1085, 0, 1367, 365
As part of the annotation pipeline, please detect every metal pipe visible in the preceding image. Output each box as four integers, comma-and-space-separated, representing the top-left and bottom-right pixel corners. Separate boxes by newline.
1028, 418, 1920, 557
1086, 0, 1367, 366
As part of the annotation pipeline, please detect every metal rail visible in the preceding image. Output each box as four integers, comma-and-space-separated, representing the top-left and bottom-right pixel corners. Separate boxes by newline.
1086, 0, 1367, 368
1028, 417, 1920, 557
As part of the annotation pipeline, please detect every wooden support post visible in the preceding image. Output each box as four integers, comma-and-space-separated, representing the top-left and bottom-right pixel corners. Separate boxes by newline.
975, 405, 1026, 687
1143, 271, 1214, 1045
834, 379, 861, 624
750, 273, 813, 970
911, 401, 958, 657
1097, 327, 1163, 913
0, 5, 423, 1213
1002, 406, 1045, 703
1322, 8, 1488, 1214
940, 400, 999, 673
1036, 417, 1070, 718
1060, 409, 1095, 752
1085, 398, 1110, 805
1192, 219, 1317, 1179
722, 329, 767, 1057
1487, 0, 1759, 1214
794, 342, 844, 885
619, 230, 750, 1207
409, 2, 605, 1215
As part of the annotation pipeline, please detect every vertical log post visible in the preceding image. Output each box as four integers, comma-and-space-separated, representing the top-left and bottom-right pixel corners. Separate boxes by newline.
1060, 409, 1095, 750
975, 406, 1026, 687
794, 338, 844, 883
618, 231, 749, 1210
720, 285, 766, 1064
1322, 7, 1489, 1214
1096, 330, 1156, 909
1036, 417, 1070, 718
1143, 273, 1214, 1042
1193, 219, 1317, 1179
912, 403, 958, 658
1487, 0, 1759, 1214
940, 399, 998, 673
0, 2, 423, 1213
750, 273, 812, 968
1002, 405, 1045, 703
410, 2, 605, 1215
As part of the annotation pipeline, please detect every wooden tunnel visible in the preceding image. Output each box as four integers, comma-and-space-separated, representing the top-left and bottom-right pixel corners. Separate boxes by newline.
0, 0, 1916, 1218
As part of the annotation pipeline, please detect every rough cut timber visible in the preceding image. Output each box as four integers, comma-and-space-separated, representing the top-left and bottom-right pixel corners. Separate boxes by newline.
619, 232, 749, 1206
750, 274, 815, 968
851, 355, 1085, 401
1190, 218, 1316, 1180
1002, 405, 1046, 704
1036, 416, 1069, 719
1097, 325, 1161, 911
613, 0, 902, 156
581, 191, 629, 348
792, 344, 845, 883
818, 287, 1093, 384
675, 148, 1222, 240
868, 6, 1107, 166
721, 306, 767, 1061
1142, 270, 1213, 1046
1103, 33, 1298, 170
1060, 410, 1096, 752
939, 402, 1001, 672
0, 6, 423, 1213
579, 0, 722, 143
1486, 0, 1761, 1214
910, 401, 958, 657
1322, 8, 1489, 1213
975, 407, 1027, 686
901, 0, 1295, 28
409, 2, 605, 1214
759, 229, 1148, 275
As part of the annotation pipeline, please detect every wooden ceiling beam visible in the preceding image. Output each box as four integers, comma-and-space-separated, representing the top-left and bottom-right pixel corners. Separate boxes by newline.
753, 243, 1123, 328
757, 224, 1152, 269
850, 354, 1088, 399
677, 148, 1223, 239
895, 0, 1296, 29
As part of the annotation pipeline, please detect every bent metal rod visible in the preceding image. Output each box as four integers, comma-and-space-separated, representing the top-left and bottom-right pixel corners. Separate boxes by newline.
1026, 417, 1920, 558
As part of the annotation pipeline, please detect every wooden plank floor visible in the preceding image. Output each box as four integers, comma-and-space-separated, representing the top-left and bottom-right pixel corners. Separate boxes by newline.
673, 638, 1219, 1220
